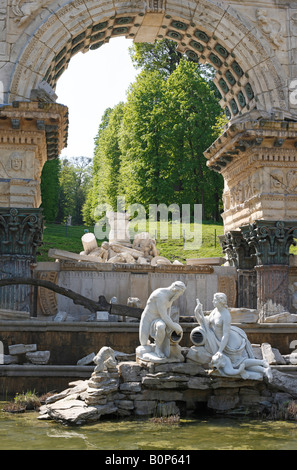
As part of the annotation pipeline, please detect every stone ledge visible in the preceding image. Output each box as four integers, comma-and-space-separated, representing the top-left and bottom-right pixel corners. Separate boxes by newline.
0, 365, 94, 377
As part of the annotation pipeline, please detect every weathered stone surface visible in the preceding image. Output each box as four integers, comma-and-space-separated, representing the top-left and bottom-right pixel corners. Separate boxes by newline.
46, 399, 99, 425
134, 400, 156, 416
119, 382, 142, 393
154, 362, 207, 376
188, 377, 212, 390
118, 361, 144, 382
26, 350, 50, 365
269, 370, 297, 398
261, 343, 279, 365
46, 381, 88, 404
8, 344, 37, 355
142, 373, 188, 389
1, 354, 18, 365
208, 394, 240, 411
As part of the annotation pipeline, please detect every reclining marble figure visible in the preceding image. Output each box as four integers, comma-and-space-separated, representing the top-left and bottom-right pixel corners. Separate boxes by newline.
187, 293, 272, 381
136, 281, 186, 363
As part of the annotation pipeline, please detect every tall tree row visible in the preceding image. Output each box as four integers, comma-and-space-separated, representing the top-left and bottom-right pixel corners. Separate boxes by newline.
83, 40, 226, 224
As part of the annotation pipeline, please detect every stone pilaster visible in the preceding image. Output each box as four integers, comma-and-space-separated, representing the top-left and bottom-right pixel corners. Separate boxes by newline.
0, 101, 68, 312
0, 101, 68, 209
240, 220, 297, 316
0, 207, 44, 311
255, 265, 290, 315
220, 231, 256, 308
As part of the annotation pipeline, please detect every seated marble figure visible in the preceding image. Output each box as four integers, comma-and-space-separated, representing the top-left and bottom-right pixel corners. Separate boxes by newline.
187, 293, 272, 381
136, 281, 186, 363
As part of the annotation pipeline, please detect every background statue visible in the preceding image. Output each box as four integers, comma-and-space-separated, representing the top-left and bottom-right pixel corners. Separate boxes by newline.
136, 281, 186, 363
187, 293, 272, 381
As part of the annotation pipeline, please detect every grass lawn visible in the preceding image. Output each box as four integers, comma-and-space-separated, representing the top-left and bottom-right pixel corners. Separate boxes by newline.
38, 220, 225, 263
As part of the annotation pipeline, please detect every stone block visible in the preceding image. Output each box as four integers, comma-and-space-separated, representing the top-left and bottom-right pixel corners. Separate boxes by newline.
26, 351, 50, 365
8, 344, 37, 355
187, 377, 212, 390
96, 311, 109, 321
119, 382, 142, 393
207, 394, 240, 411
118, 361, 144, 382
1, 354, 19, 365
54, 311, 68, 322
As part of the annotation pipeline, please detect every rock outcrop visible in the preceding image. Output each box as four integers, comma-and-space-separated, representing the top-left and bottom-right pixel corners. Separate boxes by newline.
38, 346, 297, 426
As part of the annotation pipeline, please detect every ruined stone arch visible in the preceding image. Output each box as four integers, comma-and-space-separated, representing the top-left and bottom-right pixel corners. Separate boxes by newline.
3, 0, 297, 315
7, 0, 288, 121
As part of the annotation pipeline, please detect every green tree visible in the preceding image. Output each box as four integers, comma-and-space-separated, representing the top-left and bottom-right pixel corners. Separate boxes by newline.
119, 60, 224, 218
83, 103, 125, 223
40, 159, 60, 222
129, 39, 183, 76
57, 156, 92, 225
119, 71, 169, 209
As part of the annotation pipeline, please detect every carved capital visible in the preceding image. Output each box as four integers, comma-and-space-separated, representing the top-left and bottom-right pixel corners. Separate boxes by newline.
240, 220, 297, 266
219, 231, 255, 269
0, 207, 43, 260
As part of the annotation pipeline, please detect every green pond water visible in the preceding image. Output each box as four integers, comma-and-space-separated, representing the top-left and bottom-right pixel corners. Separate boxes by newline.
0, 404, 297, 451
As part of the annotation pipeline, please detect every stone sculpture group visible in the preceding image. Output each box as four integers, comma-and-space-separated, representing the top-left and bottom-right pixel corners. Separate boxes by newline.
136, 282, 272, 381
39, 282, 280, 425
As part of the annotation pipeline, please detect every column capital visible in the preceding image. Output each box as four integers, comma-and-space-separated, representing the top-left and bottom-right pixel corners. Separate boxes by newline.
240, 220, 297, 266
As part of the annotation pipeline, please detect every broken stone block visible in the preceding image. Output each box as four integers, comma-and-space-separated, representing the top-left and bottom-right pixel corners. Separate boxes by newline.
26, 350, 50, 365
9, 344, 37, 355
54, 311, 68, 322
96, 311, 109, 321
261, 343, 285, 365
1, 354, 19, 365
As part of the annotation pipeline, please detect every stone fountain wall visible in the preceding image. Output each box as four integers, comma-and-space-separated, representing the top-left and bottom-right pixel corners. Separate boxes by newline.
35, 261, 237, 320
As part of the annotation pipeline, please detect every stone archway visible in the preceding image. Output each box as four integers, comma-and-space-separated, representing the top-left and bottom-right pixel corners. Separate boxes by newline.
1, 0, 297, 314
5, 0, 289, 117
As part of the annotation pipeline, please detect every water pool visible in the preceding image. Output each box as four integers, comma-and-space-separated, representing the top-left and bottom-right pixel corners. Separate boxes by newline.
0, 405, 297, 450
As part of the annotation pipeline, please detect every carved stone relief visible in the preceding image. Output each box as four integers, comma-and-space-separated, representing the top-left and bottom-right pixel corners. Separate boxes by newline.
255, 8, 284, 48
11, 0, 52, 26
37, 271, 58, 316
223, 173, 261, 211
270, 169, 297, 193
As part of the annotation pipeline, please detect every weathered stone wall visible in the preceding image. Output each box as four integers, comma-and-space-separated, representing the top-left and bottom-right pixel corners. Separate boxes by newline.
50, 261, 237, 317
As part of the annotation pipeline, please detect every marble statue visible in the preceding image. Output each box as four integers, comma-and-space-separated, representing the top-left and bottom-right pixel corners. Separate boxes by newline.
187, 293, 272, 381
136, 281, 186, 363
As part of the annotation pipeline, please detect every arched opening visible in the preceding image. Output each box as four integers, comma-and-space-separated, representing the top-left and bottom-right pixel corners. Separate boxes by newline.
8, 2, 287, 118
54, 37, 139, 159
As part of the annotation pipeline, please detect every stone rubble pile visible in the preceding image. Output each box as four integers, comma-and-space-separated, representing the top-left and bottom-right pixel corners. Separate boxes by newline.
38, 344, 297, 426
3, 343, 50, 365
79, 231, 180, 267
